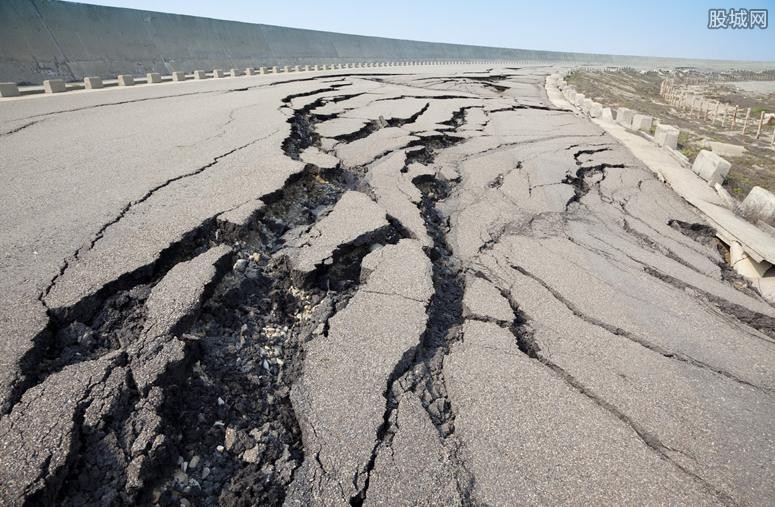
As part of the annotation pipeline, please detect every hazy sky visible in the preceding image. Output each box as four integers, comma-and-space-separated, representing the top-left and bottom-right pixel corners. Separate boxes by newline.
65, 0, 775, 61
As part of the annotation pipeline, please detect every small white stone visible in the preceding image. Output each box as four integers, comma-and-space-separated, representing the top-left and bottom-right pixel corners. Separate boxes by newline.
242, 445, 260, 463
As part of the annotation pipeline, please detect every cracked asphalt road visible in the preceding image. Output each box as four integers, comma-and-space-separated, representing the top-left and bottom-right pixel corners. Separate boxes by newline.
1, 65, 774, 506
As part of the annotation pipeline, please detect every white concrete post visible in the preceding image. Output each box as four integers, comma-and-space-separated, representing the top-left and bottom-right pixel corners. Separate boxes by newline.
117, 74, 135, 86
229, 68, 241, 77
171, 71, 186, 81
43, 79, 67, 93
213, 69, 225, 78
194, 70, 207, 79
84, 77, 103, 89
742, 107, 751, 134
117, 75, 135, 86
146, 73, 161, 83
756, 111, 765, 139
0, 82, 20, 97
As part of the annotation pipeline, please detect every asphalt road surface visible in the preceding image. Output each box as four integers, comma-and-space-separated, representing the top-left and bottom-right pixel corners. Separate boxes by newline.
1, 65, 774, 506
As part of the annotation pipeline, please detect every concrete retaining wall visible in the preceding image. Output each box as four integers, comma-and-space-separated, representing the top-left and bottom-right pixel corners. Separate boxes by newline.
2, 0, 773, 84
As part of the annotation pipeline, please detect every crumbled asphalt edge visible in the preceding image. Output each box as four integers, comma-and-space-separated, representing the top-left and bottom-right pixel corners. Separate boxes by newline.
138, 86, 409, 506
12, 217, 226, 415
667, 219, 768, 301
563, 148, 772, 334
563, 147, 625, 209
4, 82, 405, 506
643, 266, 775, 339
350, 106, 479, 506
144, 181, 404, 507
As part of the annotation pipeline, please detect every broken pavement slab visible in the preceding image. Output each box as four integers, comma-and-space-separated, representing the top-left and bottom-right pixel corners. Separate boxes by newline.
141, 244, 233, 339
364, 392, 460, 506
281, 190, 390, 282
0, 355, 124, 504
462, 274, 514, 322
285, 239, 434, 505
366, 150, 433, 247
444, 320, 721, 506
335, 127, 419, 167
300, 146, 340, 169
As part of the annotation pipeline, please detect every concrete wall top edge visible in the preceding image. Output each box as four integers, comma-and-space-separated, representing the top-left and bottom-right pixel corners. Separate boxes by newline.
1, 0, 772, 84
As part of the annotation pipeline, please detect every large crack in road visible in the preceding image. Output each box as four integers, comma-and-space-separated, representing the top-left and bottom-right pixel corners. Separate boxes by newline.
1, 67, 775, 507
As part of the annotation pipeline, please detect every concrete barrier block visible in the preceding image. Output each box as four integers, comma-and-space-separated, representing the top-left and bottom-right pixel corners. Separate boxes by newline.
171, 71, 186, 81
582, 98, 593, 112
194, 70, 207, 79
740, 186, 775, 223
212, 69, 225, 78
601, 107, 614, 121
229, 68, 241, 77
43, 79, 66, 93
589, 102, 603, 118
84, 77, 103, 89
654, 124, 679, 149
245, 68, 256, 76
293, 65, 299, 72
755, 276, 775, 304
259, 67, 266, 74
0, 82, 20, 97
117, 74, 134, 86
573, 93, 585, 107
146, 73, 161, 84
304, 65, 310, 71
282, 66, 289, 73
616, 107, 634, 127
691, 150, 731, 186
632, 114, 653, 131
271, 66, 278, 73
